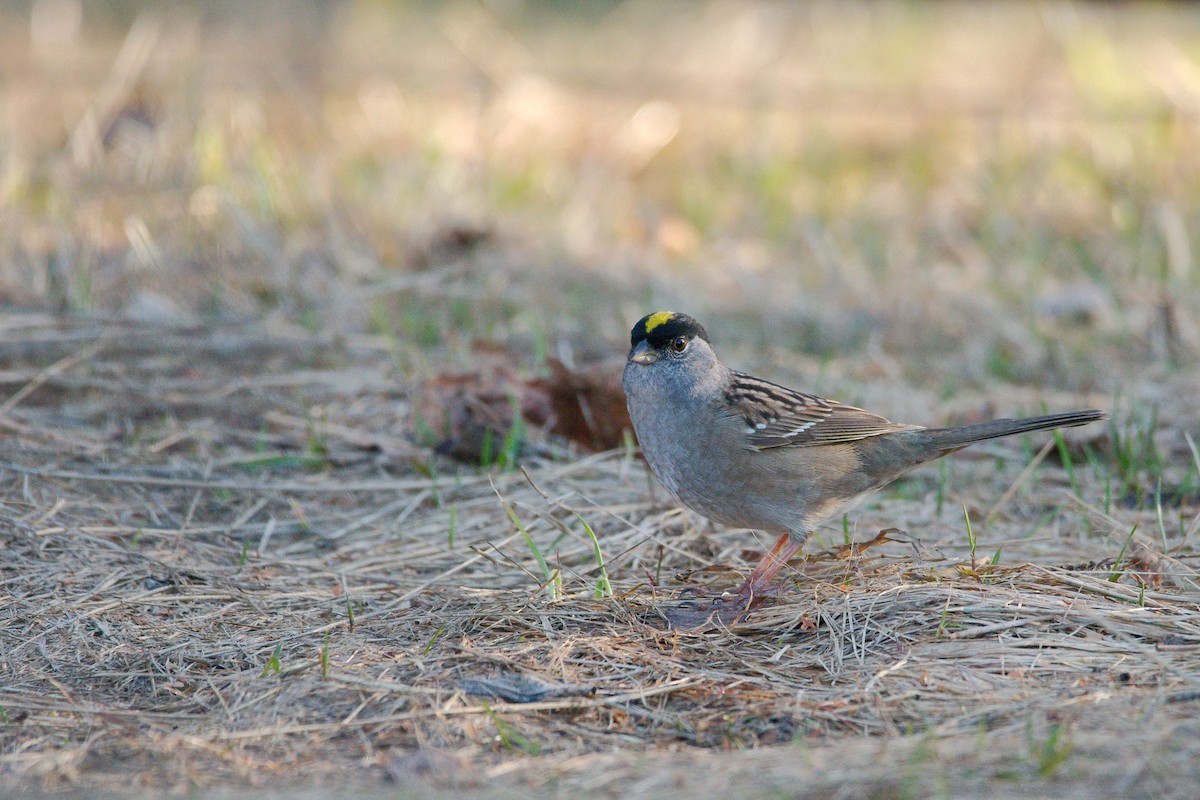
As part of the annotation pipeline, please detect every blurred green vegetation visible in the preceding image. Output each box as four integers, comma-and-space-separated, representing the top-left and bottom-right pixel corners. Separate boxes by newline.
1, 0, 1197, 394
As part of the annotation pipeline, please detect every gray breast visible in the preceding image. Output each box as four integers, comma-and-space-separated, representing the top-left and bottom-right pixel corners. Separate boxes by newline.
625, 373, 781, 530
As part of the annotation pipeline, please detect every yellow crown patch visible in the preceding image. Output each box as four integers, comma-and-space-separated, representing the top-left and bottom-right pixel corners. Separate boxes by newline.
643, 311, 675, 333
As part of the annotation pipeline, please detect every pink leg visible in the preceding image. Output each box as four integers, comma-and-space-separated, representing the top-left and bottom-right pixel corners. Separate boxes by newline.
663, 531, 807, 629
737, 532, 806, 601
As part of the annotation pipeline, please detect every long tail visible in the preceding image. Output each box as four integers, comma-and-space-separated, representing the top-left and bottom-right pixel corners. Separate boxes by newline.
924, 409, 1106, 452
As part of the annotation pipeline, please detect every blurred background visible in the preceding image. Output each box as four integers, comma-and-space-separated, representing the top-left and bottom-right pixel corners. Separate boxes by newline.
2, 0, 1197, 409
4, 5, 1199, 792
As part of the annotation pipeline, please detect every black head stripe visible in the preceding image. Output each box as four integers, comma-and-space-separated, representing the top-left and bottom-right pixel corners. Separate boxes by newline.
630, 312, 709, 349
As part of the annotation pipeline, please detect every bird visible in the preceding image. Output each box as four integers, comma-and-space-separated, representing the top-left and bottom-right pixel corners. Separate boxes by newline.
621, 311, 1105, 617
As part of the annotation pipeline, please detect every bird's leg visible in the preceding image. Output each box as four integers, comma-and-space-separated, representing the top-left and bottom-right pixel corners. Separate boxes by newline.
664, 531, 807, 630
736, 532, 806, 603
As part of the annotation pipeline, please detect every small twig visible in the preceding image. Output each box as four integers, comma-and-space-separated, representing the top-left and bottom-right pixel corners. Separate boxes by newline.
985, 438, 1056, 524
0, 341, 106, 416
69, 14, 162, 166
944, 616, 1049, 640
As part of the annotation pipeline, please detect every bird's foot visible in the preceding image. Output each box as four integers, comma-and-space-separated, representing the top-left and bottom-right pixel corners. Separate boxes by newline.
734, 577, 795, 604
660, 593, 750, 629
660, 578, 796, 630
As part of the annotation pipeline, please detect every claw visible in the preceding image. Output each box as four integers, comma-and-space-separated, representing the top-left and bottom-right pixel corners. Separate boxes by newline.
660, 533, 809, 630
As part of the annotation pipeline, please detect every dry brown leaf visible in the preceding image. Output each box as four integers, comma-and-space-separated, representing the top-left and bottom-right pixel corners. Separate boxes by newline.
411, 356, 631, 462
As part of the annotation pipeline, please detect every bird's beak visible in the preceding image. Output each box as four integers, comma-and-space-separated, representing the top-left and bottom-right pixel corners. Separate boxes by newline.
628, 341, 658, 366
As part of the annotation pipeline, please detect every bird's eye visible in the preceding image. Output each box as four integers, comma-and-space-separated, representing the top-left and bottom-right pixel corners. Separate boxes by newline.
671, 336, 688, 352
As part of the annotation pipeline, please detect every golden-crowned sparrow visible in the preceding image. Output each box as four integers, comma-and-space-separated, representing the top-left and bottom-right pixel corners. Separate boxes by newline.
622, 311, 1105, 607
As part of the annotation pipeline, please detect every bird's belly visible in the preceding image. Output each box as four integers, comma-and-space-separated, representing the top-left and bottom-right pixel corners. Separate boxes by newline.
635, 419, 810, 533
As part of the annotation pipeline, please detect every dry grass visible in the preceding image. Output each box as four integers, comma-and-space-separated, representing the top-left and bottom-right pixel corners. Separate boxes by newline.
2, 1, 1200, 798
0, 317, 1197, 799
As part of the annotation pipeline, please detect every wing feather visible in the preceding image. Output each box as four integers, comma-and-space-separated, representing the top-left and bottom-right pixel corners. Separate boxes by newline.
723, 371, 919, 449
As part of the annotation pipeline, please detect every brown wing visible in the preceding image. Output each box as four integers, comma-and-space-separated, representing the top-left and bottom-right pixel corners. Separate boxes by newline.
723, 371, 920, 449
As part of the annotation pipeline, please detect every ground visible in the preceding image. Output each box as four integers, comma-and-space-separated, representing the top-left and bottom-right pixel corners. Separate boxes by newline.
2, 2, 1200, 798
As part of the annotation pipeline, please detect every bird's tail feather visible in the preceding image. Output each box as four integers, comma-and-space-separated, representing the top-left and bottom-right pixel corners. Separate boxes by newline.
924, 410, 1106, 451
